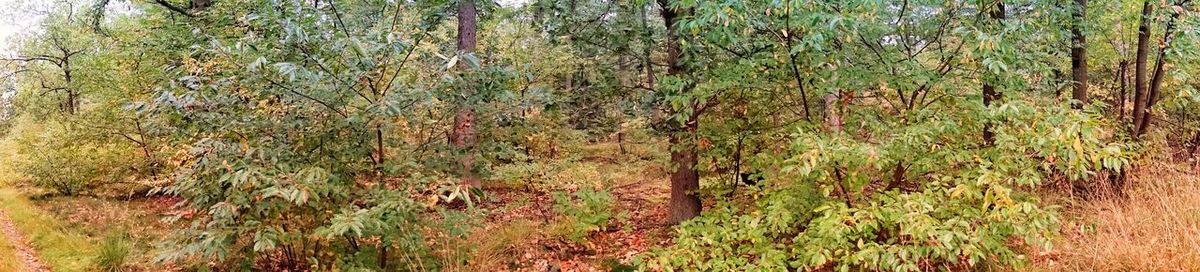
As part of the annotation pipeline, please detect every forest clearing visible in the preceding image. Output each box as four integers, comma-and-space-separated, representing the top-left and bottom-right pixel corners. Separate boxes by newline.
0, 0, 1199, 271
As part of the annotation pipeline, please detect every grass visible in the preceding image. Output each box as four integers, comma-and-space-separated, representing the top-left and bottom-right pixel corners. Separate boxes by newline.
0, 232, 24, 272
96, 231, 131, 272
0, 188, 97, 271
1036, 162, 1200, 271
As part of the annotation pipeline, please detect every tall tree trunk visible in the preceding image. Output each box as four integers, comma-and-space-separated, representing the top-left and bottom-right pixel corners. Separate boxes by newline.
452, 0, 480, 187
982, 1, 1005, 145
1136, 0, 1187, 137
1070, 0, 1089, 108
1131, 0, 1152, 137
660, 0, 701, 224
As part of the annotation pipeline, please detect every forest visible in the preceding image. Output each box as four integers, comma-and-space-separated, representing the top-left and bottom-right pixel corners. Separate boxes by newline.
0, 0, 1198, 271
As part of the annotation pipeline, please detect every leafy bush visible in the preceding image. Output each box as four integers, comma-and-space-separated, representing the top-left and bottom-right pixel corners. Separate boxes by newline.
640, 101, 1132, 271
551, 187, 622, 243
140, 1, 501, 269
11, 119, 138, 196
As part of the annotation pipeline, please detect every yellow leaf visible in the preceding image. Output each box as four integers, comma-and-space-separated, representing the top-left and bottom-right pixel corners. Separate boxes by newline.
426, 195, 439, 207
1073, 138, 1085, 162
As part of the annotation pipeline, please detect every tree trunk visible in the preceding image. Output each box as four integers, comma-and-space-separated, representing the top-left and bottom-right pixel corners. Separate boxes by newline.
452, 0, 480, 187
1070, 0, 1089, 108
1131, 0, 1152, 137
982, 1, 1005, 145
1136, 0, 1186, 137
660, 0, 701, 224
1116, 60, 1128, 120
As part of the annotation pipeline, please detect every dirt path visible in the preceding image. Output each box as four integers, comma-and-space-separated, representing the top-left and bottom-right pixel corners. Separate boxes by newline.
0, 208, 48, 272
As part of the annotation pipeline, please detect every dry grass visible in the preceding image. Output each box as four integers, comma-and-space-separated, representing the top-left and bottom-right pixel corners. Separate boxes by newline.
1037, 162, 1200, 271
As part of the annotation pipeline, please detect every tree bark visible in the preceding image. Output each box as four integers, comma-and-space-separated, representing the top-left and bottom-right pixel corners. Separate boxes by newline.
1131, 0, 1152, 137
452, 0, 480, 187
1070, 0, 1089, 108
982, 1, 1005, 145
659, 0, 701, 224
1136, 0, 1187, 137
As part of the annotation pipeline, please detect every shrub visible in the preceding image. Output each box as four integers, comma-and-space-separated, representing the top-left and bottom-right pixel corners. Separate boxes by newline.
11, 119, 137, 196
551, 187, 621, 243
640, 102, 1132, 271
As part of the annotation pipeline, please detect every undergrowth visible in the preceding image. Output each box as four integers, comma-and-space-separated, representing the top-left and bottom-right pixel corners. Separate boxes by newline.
1038, 160, 1200, 271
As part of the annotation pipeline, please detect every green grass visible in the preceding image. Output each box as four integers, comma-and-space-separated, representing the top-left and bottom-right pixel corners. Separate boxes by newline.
0, 234, 24, 272
0, 188, 96, 272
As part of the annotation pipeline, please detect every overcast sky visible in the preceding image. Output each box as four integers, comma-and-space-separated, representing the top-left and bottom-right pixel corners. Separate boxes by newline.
0, 0, 532, 55
0, 0, 49, 55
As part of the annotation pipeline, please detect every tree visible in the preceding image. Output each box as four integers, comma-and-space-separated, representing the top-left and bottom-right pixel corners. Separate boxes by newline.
982, 0, 1006, 145
2, 22, 86, 115
1132, 0, 1191, 138
1136, 0, 1190, 137
452, 0, 481, 187
1131, 0, 1153, 137
1070, 0, 1089, 108
658, 0, 701, 224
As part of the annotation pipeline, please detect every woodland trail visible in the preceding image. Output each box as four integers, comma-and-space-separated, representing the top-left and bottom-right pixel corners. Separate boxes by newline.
0, 208, 47, 272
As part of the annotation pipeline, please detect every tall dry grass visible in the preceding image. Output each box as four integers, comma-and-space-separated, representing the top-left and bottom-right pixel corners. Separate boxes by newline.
1039, 161, 1200, 271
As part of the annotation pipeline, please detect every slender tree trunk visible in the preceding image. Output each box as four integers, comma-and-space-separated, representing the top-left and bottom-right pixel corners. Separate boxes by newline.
1070, 0, 1089, 108
660, 0, 701, 224
982, 1, 1005, 145
1136, 0, 1187, 137
452, 0, 480, 187
1132, 0, 1152, 137
63, 55, 75, 115
1116, 60, 1128, 120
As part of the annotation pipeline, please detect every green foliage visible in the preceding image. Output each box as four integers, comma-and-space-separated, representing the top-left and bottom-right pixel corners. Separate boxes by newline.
0, 0, 1193, 270
639, 102, 1132, 271
12, 119, 138, 196
637, 0, 1141, 270
551, 187, 622, 243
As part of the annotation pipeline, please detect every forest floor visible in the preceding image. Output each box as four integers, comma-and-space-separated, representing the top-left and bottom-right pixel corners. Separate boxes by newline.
459, 142, 678, 270
0, 144, 1197, 271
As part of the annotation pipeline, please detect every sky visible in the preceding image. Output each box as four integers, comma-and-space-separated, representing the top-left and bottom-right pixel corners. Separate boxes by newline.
0, 0, 49, 55
0, 0, 531, 54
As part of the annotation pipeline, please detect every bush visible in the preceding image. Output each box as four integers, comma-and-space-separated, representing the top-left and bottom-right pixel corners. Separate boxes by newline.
639, 102, 1132, 271
11, 118, 138, 196
551, 187, 622, 243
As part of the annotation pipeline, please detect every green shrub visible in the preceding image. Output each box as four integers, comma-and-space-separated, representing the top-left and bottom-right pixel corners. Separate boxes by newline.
551, 187, 621, 242
640, 102, 1132, 271
12, 119, 137, 196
